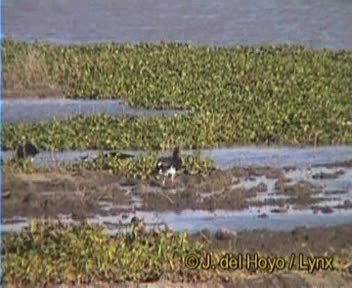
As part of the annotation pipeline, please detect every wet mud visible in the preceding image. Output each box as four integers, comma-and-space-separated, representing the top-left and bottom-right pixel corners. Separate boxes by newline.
3, 163, 352, 220
313, 159, 352, 169
312, 169, 345, 180
274, 179, 324, 206
2, 164, 352, 287
50, 272, 351, 288
2, 170, 131, 219
194, 223, 352, 259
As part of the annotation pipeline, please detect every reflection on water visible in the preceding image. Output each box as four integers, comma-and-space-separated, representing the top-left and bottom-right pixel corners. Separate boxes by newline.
3, 0, 352, 49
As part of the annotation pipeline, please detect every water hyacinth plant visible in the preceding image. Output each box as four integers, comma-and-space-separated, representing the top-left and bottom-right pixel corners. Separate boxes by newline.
2, 150, 215, 179
2, 40, 352, 287
2, 220, 215, 285
2, 220, 351, 286
2, 40, 352, 149
3, 111, 352, 153
70, 151, 215, 179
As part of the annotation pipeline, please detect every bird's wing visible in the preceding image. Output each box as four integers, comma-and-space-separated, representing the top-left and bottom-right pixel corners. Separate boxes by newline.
157, 156, 173, 165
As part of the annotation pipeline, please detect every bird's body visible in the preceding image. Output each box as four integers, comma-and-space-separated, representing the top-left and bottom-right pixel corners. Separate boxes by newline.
156, 146, 182, 185
13, 142, 39, 160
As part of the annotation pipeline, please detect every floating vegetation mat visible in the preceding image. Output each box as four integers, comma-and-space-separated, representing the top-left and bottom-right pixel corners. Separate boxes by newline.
3, 112, 352, 152
2, 220, 352, 286
2, 39, 352, 147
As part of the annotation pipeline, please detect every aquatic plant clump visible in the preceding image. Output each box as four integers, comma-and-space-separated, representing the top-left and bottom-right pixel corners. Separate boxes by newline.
2, 220, 215, 285
3, 111, 352, 153
2, 39, 352, 146
2, 220, 351, 286
1, 149, 215, 178
69, 151, 215, 179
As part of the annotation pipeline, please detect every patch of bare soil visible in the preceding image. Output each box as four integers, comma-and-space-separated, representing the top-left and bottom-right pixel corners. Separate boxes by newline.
275, 178, 324, 206
229, 166, 285, 179
49, 271, 351, 288
139, 167, 286, 211
140, 170, 268, 211
194, 224, 352, 259
2, 170, 131, 219
188, 224, 352, 287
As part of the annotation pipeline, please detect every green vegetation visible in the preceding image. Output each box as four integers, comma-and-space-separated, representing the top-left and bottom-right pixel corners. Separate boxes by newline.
2, 151, 214, 179
2, 220, 351, 286
2, 220, 214, 285
70, 151, 214, 179
3, 113, 234, 151
3, 40, 352, 287
2, 39, 352, 148
3, 111, 352, 153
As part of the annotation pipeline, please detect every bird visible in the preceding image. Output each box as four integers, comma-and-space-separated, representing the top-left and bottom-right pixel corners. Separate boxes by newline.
156, 146, 182, 185
13, 142, 39, 161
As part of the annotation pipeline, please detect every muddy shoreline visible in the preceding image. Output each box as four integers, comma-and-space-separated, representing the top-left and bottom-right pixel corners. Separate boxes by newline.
3, 161, 352, 287
3, 165, 352, 219
49, 272, 352, 288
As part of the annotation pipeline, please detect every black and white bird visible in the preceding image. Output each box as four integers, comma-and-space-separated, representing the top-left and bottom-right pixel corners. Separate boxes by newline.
156, 146, 182, 185
13, 142, 39, 161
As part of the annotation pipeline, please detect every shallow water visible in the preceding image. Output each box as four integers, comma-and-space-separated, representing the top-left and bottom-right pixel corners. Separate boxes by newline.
202, 146, 352, 169
3, 145, 351, 169
247, 167, 352, 207
2, 99, 187, 124
3, 208, 352, 234
3, 0, 352, 49
2, 146, 352, 233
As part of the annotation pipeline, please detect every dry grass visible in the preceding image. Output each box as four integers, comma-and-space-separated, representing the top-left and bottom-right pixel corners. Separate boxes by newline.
2, 49, 62, 98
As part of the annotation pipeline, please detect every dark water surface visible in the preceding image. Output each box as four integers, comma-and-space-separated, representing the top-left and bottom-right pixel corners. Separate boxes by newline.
3, 0, 352, 48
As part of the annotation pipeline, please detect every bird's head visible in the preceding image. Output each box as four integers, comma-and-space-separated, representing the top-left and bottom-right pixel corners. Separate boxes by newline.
173, 146, 180, 158
155, 161, 163, 174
